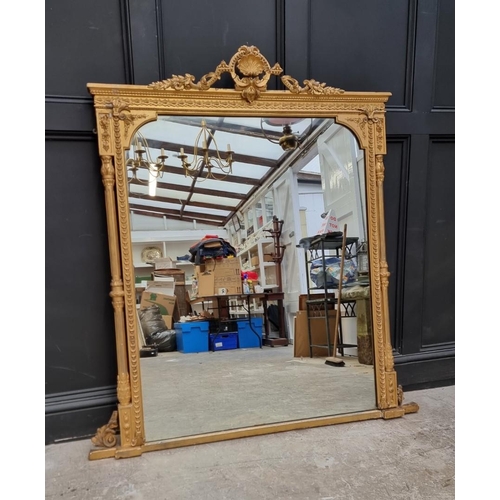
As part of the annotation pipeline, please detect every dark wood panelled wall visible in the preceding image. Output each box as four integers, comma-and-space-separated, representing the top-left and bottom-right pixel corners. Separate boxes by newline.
45, 0, 454, 443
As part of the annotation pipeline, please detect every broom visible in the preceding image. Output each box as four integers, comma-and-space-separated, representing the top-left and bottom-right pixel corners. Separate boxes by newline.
325, 224, 347, 367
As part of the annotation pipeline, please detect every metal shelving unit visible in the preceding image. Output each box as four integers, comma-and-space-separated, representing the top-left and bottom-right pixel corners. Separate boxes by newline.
297, 232, 359, 358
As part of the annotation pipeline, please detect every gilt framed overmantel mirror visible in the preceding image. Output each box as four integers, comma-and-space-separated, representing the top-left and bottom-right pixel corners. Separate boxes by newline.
87, 45, 418, 460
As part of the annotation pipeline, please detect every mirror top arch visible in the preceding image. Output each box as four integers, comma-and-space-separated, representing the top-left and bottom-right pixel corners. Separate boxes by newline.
87, 45, 391, 154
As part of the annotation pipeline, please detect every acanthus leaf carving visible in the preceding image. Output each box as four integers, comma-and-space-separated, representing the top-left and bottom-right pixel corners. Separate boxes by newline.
106, 99, 148, 136
358, 105, 385, 123
100, 155, 114, 188
376, 155, 385, 185
117, 372, 131, 405
98, 113, 111, 152
149, 73, 202, 91
281, 75, 345, 95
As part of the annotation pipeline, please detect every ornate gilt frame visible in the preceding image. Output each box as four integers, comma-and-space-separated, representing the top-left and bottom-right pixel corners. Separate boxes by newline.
87, 45, 418, 461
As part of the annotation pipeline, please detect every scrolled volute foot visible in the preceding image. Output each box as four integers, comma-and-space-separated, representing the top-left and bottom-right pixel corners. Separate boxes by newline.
91, 410, 119, 448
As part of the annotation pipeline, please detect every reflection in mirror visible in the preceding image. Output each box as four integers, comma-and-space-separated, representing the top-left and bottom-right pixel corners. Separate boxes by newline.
246, 206, 255, 236
126, 116, 375, 443
264, 191, 274, 222
255, 201, 263, 230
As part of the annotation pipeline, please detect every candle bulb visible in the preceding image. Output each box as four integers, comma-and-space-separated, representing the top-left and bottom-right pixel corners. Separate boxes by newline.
160, 148, 165, 156
227, 144, 231, 151
180, 147, 184, 155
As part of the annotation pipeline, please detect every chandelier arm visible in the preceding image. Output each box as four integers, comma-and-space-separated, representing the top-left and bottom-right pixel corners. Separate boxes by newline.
205, 169, 232, 181
128, 136, 155, 187
260, 119, 280, 144
207, 156, 232, 170
148, 165, 163, 180
183, 157, 205, 178
297, 117, 314, 149
135, 132, 152, 164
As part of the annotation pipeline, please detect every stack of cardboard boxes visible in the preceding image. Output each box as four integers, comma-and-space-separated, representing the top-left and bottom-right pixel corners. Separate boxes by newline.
139, 278, 179, 329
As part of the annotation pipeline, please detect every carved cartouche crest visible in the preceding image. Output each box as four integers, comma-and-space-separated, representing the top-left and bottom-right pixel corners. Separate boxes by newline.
148, 45, 343, 103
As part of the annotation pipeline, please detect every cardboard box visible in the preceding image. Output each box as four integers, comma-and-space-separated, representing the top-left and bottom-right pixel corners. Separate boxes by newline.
196, 267, 215, 297
204, 257, 241, 277
251, 255, 260, 267
196, 271, 243, 296
195, 258, 242, 297
293, 310, 339, 357
215, 275, 242, 294
143, 280, 175, 296
140, 291, 179, 324
263, 254, 274, 262
155, 257, 176, 270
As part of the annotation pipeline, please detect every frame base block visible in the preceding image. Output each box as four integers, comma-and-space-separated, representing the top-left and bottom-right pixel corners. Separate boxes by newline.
88, 447, 117, 461
115, 446, 144, 459
382, 402, 420, 420
88, 445, 144, 460
402, 402, 420, 414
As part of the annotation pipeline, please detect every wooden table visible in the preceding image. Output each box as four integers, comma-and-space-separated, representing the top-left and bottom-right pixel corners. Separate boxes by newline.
190, 292, 288, 347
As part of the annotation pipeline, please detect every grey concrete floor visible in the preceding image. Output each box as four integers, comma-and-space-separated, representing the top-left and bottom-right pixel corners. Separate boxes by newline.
140, 346, 376, 441
45, 385, 454, 499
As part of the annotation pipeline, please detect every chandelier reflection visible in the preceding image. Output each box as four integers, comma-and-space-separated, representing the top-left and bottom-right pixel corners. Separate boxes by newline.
178, 120, 234, 181
126, 132, 168, 196
260, 118, 312, 151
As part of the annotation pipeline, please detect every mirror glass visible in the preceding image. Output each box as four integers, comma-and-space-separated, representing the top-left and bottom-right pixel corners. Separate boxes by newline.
126, 115, 375, 442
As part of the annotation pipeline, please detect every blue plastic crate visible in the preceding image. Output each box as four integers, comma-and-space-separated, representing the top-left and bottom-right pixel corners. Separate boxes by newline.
209, 332, 238, 351
174, 321, 209, 353
237, 318, 263, 348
